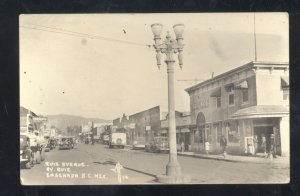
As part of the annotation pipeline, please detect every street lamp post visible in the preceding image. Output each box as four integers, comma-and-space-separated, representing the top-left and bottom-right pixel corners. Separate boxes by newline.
151, 23, 189, 183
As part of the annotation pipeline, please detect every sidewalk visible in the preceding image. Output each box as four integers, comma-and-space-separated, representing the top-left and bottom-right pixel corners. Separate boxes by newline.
177, 151, 289, 164
124, 145, 289, 164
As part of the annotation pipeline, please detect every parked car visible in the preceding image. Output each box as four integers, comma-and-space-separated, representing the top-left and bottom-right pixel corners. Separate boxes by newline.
20, 133, 33, 169
145, 136, 169, 153
45, 138, 57, 152
58, 137, 74, 150
102, 134, 110, 144
132, 137, 146, 150
109, 132, 126, 149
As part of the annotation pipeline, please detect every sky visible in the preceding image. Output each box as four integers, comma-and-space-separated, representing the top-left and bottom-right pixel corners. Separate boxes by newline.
19, 13, 289, 120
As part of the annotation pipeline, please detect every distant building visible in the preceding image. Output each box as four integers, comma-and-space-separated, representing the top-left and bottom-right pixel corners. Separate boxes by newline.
20, 106, 36, 133
20, 106, 47, 135
113, 106, 161, 145
185, 61, 289, 156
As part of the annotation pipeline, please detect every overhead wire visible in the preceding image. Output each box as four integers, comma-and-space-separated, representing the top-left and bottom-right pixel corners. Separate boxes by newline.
20, 23, 153, 48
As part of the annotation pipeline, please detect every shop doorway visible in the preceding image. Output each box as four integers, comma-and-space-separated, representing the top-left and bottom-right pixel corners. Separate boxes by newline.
254, 126, 273, 153
183, 132, 190, 151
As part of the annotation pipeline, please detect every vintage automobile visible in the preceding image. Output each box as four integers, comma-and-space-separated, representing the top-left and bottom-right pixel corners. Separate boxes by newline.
132, 137, 146, 150
45, 138, 57, 152
145, 136, 169, 153
58, 137, 74, 150
20, 133, 33, 169
109, 132, 126, 149
102, 134, 110, 145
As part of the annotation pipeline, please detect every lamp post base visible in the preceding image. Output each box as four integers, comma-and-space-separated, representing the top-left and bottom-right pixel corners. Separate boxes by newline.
166, 162, 181, 176
155, 174, 191, 184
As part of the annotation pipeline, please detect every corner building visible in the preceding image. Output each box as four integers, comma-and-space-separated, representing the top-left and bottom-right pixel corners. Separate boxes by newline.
185, 61, 289, 156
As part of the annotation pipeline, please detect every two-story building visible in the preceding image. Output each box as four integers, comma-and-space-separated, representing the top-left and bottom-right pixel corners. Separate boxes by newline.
185, 61, 289, 156
113, 106, 162, 145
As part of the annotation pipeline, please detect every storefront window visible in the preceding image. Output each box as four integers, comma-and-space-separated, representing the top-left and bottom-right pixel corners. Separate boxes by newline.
215, 123, 222, 143
242, 89, 248, 102
227, 121, 239, 143
216, 97, 221, 108
229, 93, 234, 105
194, 128, 203, 143
205, 125, 212, 143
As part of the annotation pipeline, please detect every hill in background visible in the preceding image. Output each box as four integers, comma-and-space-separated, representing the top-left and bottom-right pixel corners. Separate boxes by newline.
46, 114, 112, 131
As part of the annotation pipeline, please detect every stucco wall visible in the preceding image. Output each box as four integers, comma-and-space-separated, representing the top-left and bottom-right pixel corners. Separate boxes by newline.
255, 69, 289, 106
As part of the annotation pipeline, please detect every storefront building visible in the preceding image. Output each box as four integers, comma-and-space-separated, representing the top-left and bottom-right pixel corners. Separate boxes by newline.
20, 106, 47, 134
113, 106, 161, 145
160, 112, 191, 151
185, 61, 289, 156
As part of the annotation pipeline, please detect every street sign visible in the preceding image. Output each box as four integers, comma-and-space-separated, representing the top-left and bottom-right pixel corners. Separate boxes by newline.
110, 162, 123, 183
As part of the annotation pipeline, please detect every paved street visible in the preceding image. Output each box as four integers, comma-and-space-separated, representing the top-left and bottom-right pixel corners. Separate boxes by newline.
21, 142, 289, 185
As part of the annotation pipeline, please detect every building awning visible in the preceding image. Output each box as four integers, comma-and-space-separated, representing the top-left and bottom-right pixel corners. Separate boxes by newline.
224, 83, 234, 92
230, 105, 289, 119
161, 130, 168, 134
281, 76, 289, 88
210, 87, 221, 97
235, 80, 248, 89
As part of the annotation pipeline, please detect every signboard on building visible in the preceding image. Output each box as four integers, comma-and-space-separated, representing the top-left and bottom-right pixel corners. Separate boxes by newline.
161, 130, 167, 134
181, 128, 190, 133
146, 126, 151, 131
33, 117, 48, 122
129, 123, 136, 129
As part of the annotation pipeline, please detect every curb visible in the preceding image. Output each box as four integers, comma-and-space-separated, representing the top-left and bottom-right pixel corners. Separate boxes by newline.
177, 153, 288, 164
177, 153, 239, 163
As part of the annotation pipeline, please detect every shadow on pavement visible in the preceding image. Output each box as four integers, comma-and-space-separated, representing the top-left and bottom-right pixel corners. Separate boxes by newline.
93, 161, 157, 178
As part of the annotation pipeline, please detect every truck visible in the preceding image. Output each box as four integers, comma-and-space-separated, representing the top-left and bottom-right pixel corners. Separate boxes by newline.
108, 132, 126, 149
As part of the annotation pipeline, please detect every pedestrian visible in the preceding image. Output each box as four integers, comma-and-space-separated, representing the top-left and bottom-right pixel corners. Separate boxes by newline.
253, 135, 258, 156
220, 135, 227, 158
205, 140, 210, 155
181, 141, 185, 152
261, 134, 267, 156
267, 134, 277, 159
